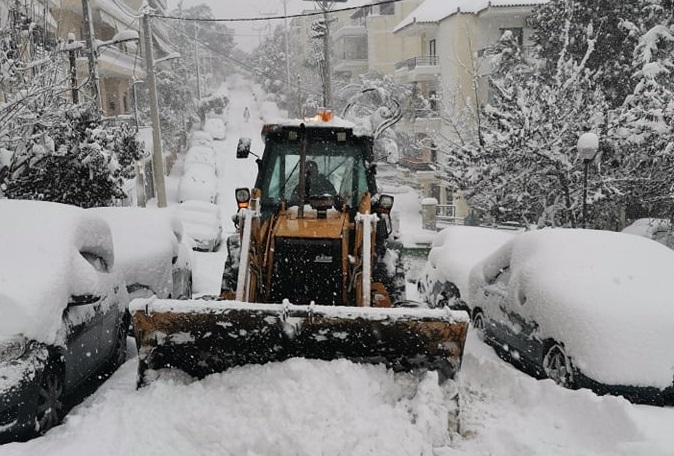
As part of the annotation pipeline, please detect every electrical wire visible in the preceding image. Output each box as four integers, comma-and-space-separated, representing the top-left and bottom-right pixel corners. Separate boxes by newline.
152, 0, 402, 23
160, 17, 395, 115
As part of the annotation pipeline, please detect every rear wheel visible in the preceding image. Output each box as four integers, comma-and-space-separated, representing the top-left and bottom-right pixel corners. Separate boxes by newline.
542, 343, 574, 388
34, 365, 64, 436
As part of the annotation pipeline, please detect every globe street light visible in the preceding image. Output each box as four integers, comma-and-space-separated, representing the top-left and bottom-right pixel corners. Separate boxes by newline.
578, 132, 599, 228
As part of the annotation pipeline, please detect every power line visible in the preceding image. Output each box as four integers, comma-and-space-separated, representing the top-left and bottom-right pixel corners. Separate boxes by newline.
159, 18, 377, 112
151, 0, 402, 23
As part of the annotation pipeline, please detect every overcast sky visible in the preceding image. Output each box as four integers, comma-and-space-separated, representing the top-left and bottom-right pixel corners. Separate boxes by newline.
169, 0, 374, 52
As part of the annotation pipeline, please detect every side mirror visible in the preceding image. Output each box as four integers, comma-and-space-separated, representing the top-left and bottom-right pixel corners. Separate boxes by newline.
237, 137, 252, 159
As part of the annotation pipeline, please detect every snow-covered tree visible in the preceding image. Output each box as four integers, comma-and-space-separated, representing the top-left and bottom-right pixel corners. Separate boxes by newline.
252, 25, 290, 109
3, 103, 145, 208
602, 1, 674, 221
452, 26, 608, 227
532, 0, 645, 108
335, 72, 411, 163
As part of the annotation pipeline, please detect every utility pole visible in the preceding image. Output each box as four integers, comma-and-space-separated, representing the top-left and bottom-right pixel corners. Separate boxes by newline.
142, 11, 167, 208
304, 0, 345, 109
282, 0, 291, 91
81, 0, 101, 107
67, 33, 79, 104
194, 25, 201, 100
321, 1, 332, 109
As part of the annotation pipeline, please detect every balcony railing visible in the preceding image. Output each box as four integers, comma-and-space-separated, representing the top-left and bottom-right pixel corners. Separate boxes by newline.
394, 56, 439, 71
436, 204, 464, 225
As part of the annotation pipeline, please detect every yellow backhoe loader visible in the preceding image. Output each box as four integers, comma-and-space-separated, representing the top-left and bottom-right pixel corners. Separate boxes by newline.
130, 113, 469, 429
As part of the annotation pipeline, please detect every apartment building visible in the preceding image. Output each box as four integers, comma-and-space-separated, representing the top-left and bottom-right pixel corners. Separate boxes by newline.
392, 0, 547, 220
332, 0, 423, 81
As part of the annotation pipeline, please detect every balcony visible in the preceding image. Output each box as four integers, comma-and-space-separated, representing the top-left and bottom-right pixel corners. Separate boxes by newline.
333, 59, 368, 78
394, 56, 440, 83
90, 46, 145, 79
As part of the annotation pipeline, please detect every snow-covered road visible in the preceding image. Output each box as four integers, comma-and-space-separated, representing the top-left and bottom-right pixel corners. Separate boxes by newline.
2, 75, 673, 455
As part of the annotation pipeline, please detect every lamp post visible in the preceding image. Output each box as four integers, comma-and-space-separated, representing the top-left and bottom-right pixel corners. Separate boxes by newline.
578, 132, 599, 228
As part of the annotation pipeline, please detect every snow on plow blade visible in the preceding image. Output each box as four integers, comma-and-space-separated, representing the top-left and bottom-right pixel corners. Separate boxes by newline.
131, 298, 469, 387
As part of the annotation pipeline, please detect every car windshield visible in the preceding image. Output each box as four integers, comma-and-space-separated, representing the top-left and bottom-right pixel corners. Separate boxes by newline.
258, 139, 369, 210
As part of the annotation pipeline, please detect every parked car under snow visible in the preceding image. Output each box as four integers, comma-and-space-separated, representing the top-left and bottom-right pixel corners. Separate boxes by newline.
621, 218, 674, 250
0, 200, 129, 442
178, 162, 218, 205
417, 225, 517, 310
90, 206, 193, 300
468, 228, 674, 405
203, 117, 226, 140
174, 200, 223, 252
189, 130, 214, 148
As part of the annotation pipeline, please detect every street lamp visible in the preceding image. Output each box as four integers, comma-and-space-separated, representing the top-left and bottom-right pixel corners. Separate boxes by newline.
578, 132, 599, 228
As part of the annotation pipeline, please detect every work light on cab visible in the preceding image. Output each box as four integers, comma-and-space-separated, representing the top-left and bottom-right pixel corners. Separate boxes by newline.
235, 188, 250, 209
378, 194, 394, 214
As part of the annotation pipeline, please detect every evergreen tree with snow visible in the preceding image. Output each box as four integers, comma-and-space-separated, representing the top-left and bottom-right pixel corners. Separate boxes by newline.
532, 0, 645, 108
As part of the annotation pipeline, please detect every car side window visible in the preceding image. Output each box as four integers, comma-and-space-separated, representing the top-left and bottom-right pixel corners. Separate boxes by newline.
489, 266, 511, 285
81, 251, 109, 273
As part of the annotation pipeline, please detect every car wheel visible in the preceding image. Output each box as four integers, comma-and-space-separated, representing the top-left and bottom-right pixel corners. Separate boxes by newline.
542, 343, 575, 388
34, 365, 64, 435
471, 309, 485, 339
104, 323, 128, 375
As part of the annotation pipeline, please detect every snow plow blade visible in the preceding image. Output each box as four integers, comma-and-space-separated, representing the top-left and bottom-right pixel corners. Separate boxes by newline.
131, 298, 469, 387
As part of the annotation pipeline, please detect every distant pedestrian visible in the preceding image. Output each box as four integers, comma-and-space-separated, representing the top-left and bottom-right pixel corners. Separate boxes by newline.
243, 107, 250, 123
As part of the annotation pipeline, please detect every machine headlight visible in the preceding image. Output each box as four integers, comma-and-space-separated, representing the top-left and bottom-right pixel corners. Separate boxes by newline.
0, 336, 27, 362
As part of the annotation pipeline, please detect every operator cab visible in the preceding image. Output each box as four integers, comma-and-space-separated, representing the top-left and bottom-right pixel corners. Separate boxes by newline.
236, 118, 376, 219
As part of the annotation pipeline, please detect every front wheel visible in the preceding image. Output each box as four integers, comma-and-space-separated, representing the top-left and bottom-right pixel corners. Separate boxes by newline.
542, 343, 575, 388
34, 365, 64, 436
471, 309, 485, 340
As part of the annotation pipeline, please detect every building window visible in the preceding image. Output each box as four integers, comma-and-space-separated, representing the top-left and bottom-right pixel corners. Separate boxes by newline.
429, 39, 437, 65
379, 3, 394, 15
499, 27, 523, 45
429, 90, 438, 111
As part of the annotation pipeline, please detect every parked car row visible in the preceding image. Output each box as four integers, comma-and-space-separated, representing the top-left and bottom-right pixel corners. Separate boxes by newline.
419, 225, 674, 405
176, 131, 224, 252
0, 199, 200, 443
178, 140, 219, 206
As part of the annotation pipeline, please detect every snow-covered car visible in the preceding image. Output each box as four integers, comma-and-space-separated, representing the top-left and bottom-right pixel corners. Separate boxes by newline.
178, 162, 218, 204
189, 130, 214, 148
621, 218, 674, 250
90, 207, 193, 300
468, 228, 674, 404
183, 145, 217, 172
174, 200, 223, 252
203, 118, 226, 140
417, 225, 517, 309
0, 200, 129, 442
